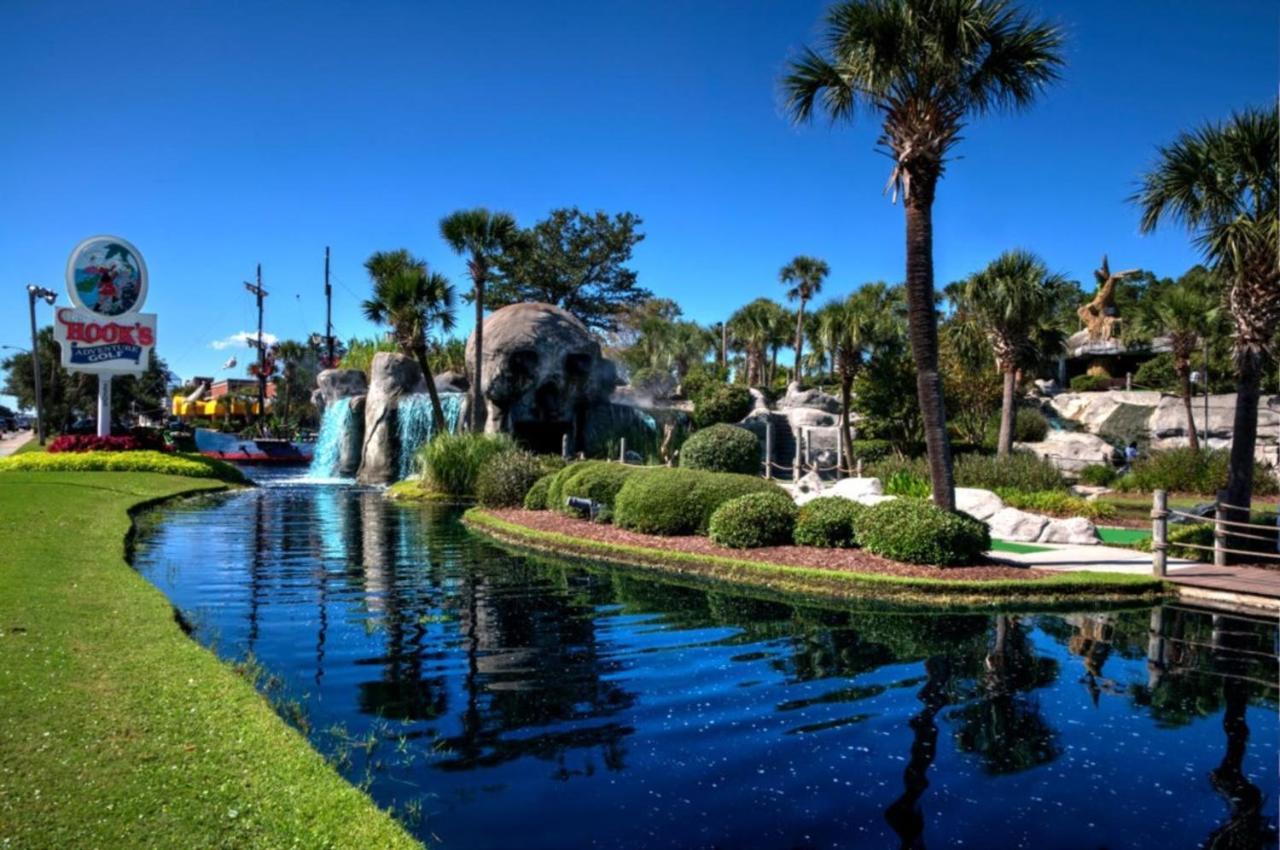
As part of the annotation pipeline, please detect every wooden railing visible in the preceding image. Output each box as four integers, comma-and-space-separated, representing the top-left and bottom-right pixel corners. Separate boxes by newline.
1150, 489, 1280, 576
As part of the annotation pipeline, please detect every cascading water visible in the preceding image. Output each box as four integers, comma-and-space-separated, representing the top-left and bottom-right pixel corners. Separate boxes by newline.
396, 392, 465, 479
308, 398, 353, 479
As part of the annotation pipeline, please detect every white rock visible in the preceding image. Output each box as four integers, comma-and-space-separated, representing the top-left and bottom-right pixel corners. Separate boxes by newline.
853, 494, 898, 507
986, 507, 1050, 543
828, 477, 883, 500
1017, 431, 1115, 474
785, 407, 838, 429
954, 488, 1005, 521
1037, 516, 1100, 545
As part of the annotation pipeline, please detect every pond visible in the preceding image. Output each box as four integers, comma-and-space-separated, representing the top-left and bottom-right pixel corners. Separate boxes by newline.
131, 472, 1279, 849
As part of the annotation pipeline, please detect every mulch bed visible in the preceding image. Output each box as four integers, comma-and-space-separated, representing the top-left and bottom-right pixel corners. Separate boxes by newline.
486, 509, 1045, 582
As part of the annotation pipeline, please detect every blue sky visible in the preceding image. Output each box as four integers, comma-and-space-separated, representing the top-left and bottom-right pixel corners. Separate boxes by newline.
1, 0, 1275, 409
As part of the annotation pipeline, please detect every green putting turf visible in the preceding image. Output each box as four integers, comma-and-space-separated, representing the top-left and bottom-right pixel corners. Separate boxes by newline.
988, 539, 1053, 554
1097, 526, 1151, 545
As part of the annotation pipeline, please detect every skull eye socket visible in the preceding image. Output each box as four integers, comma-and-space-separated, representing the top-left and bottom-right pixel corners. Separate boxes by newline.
564, 353, 591, 382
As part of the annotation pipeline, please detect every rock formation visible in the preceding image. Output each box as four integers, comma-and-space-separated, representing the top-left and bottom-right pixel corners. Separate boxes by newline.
357, 352, 428, 485
465, 302, 620, 453
313, 368, 368, 412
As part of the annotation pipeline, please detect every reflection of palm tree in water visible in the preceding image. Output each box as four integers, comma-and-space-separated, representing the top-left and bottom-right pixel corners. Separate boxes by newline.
1205, 616, 1277, 849
884, 655, 952, 849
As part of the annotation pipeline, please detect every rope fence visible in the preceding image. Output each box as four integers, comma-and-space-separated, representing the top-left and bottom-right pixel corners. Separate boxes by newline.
1150, 488, 1280, 575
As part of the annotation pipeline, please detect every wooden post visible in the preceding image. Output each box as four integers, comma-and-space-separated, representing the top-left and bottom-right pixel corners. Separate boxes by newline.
1146, 607, 1166, 690
764, 419, 773, 479
1151, 489, 1168, 577
561, 432, 570, 460
1214, 489, 1227, 567
834, 429, 844, 479
856, 458, 863, 479
619, 437, 627, 464
1125, 372, 1132, 391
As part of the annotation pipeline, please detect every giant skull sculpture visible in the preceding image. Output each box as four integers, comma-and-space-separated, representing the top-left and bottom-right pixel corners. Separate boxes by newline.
466, 302, 619, 452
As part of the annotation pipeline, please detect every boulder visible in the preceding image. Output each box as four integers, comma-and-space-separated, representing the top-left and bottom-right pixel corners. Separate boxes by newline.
854, 494, 898, 507
784, 407, 838, 429
1037, 516, 1100, 545
986, 507, 1050, 543
434, 370, 469, 394
791, 470, 825, 506
828, 477, 884, 501
357, 352, 428, 485
465, 302, 620, 450
338, 395, 365, 477
747, 388, 770, 412
1017, 431, 1115, 475
314, 368, 368, 411
955, 487, 1005, 521
777, 384, 841, 415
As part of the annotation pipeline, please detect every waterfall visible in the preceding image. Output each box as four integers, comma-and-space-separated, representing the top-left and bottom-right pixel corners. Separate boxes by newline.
396, 392, 465, 479
308, 398, 353, 479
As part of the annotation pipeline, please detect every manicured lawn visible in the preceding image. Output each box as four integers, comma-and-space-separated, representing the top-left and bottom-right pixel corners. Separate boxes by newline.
989, 539, 1053, 554
0, 472, 419, 849
1097, 526, 1152, 546
11, 436, 43, 454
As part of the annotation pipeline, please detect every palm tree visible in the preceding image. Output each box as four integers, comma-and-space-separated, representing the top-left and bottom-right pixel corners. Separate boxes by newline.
961, 251, 1066, 457
817, 283, 903, 463
783, 0, 1064, 509
1138, 284, 1220, 452
780, 256, 830, 387
728, 298, 789, 387
361, 249, 457, 432
440, 209, 518, 431
1133, 105, 1279, 527
271, 339, 309, 428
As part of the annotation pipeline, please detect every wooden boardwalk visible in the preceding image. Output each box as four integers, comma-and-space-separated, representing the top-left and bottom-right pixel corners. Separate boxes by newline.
1165, 564, 1280, 612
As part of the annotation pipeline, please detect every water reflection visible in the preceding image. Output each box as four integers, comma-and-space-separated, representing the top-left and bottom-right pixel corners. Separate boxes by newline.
132, 480, 1278, 850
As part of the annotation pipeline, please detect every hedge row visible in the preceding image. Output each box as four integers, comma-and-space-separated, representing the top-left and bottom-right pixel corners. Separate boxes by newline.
0, 450, 247, 483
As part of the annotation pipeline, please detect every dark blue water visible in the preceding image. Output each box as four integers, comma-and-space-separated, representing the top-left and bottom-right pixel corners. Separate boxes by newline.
131, 474, 1279, 850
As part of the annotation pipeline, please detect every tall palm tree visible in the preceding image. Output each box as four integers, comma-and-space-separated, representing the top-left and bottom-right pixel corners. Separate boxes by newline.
1133, 105, 1279, 528
728, 298, 789, 387
361, 249, 457, 432
440, 209, 518, 431
783, 0, 1064, 509
780, 256, 830, 386
817, 283, 903, 463
961, 251, 1066, 457
271, 339, 309, 428
1138, 284, 1220, 452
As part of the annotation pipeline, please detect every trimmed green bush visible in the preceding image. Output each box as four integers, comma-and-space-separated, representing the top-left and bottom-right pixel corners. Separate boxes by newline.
475, 450, 543, 508
793, 497, 865, 548
0, 450, 246, 484
420, 433, 514, 496
1115, 447, 1279, 496
679, 423, 761, 475
692, 384, 753, 428
556, 461, 639, 522
1132, 353, 1178, 393
883, 469, 931, 498
523, 473, 555, 510
1013, 408, 1050, 443
708, 491, 798, 548
854, 499, 990, 566
850, 439, 894, 463
614, 467, 784, 536
1070, 374, 1111, 392
1078, 463, 1117, 486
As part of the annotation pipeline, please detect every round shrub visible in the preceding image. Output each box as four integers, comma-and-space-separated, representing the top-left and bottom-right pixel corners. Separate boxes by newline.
679, 423, 761, 475
1013, 408, 1050, 443
523, 473, 555, 510
556, 461, 638, 522
1070, 374, 1111, 392
708, 491, 798, 549
794, 497, 865, 548
854, 499, 990, 566
420, 433, 514, 496
475, 449, 543, 508
692, 384, 753, 428
614, 467, 785, 536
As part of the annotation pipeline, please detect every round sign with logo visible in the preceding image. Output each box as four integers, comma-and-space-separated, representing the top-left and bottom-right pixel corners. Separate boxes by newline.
54, 235, 157, 375
65, 235, 149, 317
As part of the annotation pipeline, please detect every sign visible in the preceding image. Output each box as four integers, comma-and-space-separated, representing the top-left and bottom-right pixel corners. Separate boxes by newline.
54, 236, 156, 375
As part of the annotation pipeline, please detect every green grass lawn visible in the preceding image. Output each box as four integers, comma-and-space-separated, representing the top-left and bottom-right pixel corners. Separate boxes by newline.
0, 471, 419, 849
11, 436, 44, 454
1097, 526, 1152, 546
